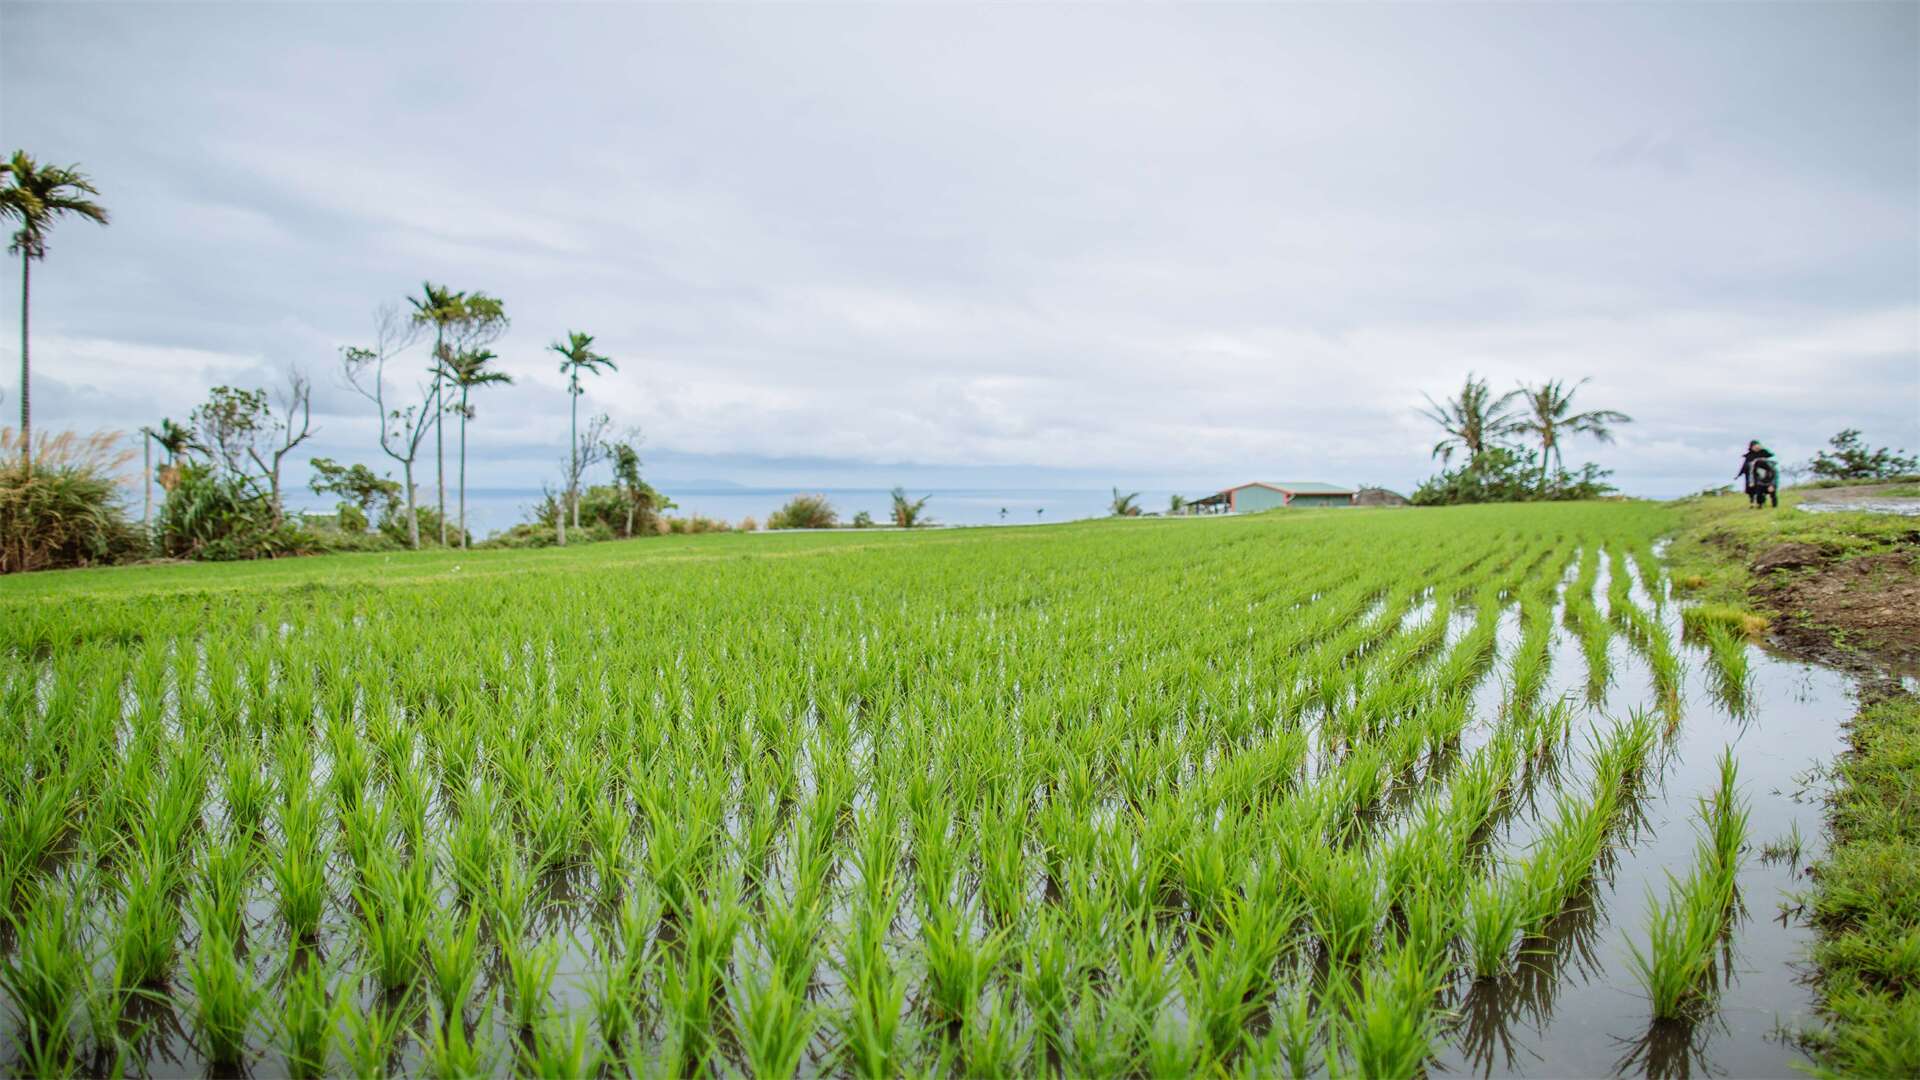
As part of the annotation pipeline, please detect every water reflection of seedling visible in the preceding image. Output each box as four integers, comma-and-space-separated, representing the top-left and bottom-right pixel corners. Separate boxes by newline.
1759, 822, 1805, 869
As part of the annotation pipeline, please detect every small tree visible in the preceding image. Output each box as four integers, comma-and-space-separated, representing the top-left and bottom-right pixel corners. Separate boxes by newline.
340, 305, 432, 548
889, 487, 932, 527
188, 371, 315, 519
1110, 488, 1142, 517
309, 457, 402, 533
605, 438, 666, 538
1806, 429, 1919, 482
554, 412, 610, 545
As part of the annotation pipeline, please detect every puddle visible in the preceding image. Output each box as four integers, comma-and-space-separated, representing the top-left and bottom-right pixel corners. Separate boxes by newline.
1796, 500, 1920, 517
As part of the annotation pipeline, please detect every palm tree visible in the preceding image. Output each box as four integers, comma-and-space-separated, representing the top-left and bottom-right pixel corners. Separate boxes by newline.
1417, 373, 1520, 466
409, 282, 463, 543
889, 487, 932, 527
549, 331, 616, 539
1508, 378, 1633, 489
1110, 488, 1142, 517
441, 347, 513, 547
1, 152, 109, 472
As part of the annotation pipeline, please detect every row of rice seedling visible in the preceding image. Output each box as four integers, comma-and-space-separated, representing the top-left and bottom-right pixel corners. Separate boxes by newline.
1625, 750, 1751, 1022
1, 501, 1725, 1076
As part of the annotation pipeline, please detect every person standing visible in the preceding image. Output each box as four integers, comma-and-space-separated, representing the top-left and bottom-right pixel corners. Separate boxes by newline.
1738, 440, 1779, 508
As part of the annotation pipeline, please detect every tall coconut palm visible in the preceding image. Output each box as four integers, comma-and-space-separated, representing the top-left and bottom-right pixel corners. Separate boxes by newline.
1418, 373, 1519, 466
408, 282, 463, 543
549, 331, 616, 539
1508, 378, 1633, 488
441, 347, 513, 547
1, 152, 110, 472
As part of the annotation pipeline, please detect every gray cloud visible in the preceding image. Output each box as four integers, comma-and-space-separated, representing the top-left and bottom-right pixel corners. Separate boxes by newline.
2, 1, 1914, 503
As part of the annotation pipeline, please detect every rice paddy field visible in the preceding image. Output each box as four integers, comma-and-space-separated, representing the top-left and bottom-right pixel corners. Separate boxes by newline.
0, 503, 1851, 1077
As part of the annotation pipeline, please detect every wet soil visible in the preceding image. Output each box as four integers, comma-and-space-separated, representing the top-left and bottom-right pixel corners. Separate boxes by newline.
1749, 549, 1920, 678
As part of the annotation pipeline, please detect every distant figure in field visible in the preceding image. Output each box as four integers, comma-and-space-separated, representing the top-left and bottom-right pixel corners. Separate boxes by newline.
1738, 440, 1778, 508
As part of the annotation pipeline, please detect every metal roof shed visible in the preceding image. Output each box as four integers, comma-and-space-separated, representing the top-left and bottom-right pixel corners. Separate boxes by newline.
1215, 482, 1356, 512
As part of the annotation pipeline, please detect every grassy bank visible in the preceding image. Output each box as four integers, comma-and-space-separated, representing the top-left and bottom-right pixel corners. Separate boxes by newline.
1804, 694, 1920, 1076
1666, 488, 1920, 1075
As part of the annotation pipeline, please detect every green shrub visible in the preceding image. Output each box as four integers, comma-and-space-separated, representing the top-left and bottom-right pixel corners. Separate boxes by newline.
154, 464, 311, 561
0, 429, 143, 574
1413, 447, 1616, 506
378, 502, 466, 548
767, 494, 837, 530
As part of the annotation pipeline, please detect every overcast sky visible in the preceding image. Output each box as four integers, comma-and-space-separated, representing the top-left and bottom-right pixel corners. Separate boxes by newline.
3, 2, 1915, 501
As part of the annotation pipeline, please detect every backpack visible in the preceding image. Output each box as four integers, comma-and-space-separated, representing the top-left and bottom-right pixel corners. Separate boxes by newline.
1751, 455, 1777, 488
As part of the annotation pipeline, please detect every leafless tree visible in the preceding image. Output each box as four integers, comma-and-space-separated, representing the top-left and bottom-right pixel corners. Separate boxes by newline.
556, 412, 611, 545
249, 369, 317, 519
341, 304, 432, 548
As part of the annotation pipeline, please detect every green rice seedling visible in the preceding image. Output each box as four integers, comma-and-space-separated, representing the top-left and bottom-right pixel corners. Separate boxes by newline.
519, 1013, 601, 1079
111, 840, 185, 989
1334, 945, 1442, 1080
422, 1004, 492, 1079
1704, 621, 1753, 713
663, 883, 744, 1072
921, 902, 1007, 1030
196, 834, 254, 946
1304, 848, 1382, 965
1184, 924, 1265, 1062
426, 907, 482, 1019
269, 839, 329, 943
486, 850, 540, 948
1625, 879, 1721, 1022
959, 987, 1021, 1078
447, 784, 504, 903
1261, 987, 1323, 1080
836, 905, 907, 1080
222, 740, 273, 841
355, 851, 435, 992
0, 777, 73, 910
734, 964, 818, 1077
1626, 756, 1750, 1021
339, 990, 419, 1078
1019, 908, 1074, 1068
277, 958, 336, 1080
1464, 875, 1523, 979
0, 887, 86, 1074
187, 922, 263, 1068
500, 933, 561, 1032
1111, 915, 1175, 1061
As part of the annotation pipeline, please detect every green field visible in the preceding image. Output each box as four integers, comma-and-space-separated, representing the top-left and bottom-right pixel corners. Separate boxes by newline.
6, 500, 1792, 1077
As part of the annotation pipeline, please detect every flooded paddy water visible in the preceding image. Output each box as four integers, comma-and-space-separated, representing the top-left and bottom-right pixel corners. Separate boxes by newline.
1432, 559, 1849, 1077
0, 506, 1874, 1078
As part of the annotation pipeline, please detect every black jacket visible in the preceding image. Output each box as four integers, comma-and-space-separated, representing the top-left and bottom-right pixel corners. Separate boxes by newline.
1738, 448, 1777, 488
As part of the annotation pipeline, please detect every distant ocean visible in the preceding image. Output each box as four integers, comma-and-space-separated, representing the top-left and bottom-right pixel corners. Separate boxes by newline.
286, 487, 1188, 539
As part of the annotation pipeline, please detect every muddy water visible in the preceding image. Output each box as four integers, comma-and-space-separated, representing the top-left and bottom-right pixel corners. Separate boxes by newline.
1431, 563, 1850, 1078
